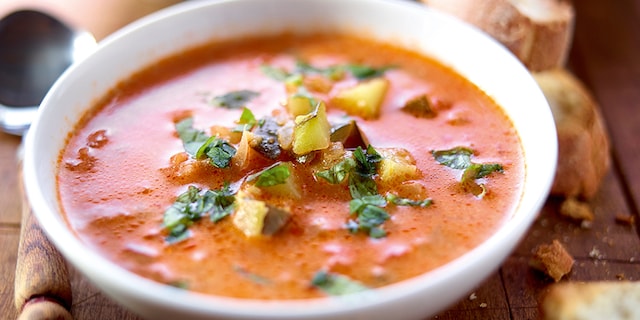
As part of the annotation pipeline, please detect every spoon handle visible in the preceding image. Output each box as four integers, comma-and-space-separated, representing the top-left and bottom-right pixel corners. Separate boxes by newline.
14, 163, 73, 319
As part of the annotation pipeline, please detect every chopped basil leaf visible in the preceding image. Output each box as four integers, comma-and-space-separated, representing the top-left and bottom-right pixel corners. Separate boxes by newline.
163, 185, 237, 243
195, 136, 236, 168
432, 146, 474, 170
175, 118, 210, 156
471, 163, 504, 179
294, 60, 344, 80
344, 64, 394, 80
163, 186, 206, 243
432, 146, 504, 197
263, 60, 392, 84
386, 193, 432, 207
233, 265, 271, 285
166, 226, 191, 244
353, 145, 382, 178
311, 271, 369, 296
211, 90, 259, 109
349, 195, 387, 213
233, 107, 258, 132
348, 174, 378, 199
254, 163, 291, 187
315, 158, 356, 184
348, 194, 389, 238
260, 64, 292, 81
207, 183, 237, 222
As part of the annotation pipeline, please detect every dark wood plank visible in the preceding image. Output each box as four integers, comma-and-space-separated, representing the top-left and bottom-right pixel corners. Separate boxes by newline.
0, 133, 21, 225
569, 0, 640, 215
0, 228, 21, 320
431, 272, 510, 320
514, 170, 640, 261
67, 267, 142, 320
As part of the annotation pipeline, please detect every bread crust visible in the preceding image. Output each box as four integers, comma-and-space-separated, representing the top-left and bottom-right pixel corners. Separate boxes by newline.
541, 281, 640, 320
422, 0, 575, 71
533, 69, 610, 199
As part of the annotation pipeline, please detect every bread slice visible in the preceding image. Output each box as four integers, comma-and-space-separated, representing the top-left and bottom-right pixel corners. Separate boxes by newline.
421, 0, 575, 71
541, 281, 640, 320
533, 69, 610, 200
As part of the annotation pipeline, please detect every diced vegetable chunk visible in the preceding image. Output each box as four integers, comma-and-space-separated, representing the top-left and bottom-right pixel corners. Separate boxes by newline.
233, 131, 254, 169
286, 95, 315, 117
401, 94, 436, 118
232, 192, 269, 237
254, 162, 302, 199
330, 119, 369, 149
330, 78, 389, 119
377, 148, 419, 184
232, 191, 291, 237
262, 206, 291, 235
292, 102, 331, 155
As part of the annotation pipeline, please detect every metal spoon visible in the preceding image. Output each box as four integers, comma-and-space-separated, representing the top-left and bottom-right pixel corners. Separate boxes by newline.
0, 9, 95, 135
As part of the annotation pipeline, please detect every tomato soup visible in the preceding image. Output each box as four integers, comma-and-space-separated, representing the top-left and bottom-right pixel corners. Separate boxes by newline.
57, 33, 524, 299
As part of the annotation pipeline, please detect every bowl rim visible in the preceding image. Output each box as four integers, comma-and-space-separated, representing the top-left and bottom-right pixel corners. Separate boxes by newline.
22, 0, 557, 318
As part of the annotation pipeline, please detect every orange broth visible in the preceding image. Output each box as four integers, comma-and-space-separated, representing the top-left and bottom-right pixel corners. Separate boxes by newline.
57, 33, 524, 299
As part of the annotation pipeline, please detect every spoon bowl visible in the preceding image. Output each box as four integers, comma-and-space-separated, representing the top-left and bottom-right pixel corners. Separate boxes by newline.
0, 9, 95, 135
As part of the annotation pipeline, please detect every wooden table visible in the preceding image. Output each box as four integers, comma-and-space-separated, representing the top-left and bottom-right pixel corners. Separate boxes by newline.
1, 0, 639, 319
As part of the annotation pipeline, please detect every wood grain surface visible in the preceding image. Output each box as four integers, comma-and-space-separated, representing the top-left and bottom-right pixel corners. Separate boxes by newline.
1, 0, 639, 319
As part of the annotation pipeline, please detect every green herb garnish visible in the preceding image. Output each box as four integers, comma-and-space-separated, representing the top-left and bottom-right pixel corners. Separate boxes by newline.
344, 64, 394, 80
348, 194, 390, 238
163, 186, 206, 243
432, 147, 504, 197
260, 65, 292, 81
233, 107, 258, 132
175, 118, 210, 156
386, 193, 432, 207
311, 271, 369, 296
254, 163, 291, 187
262, 60, 393, 84
233, 265, 271, 285
195, 136, 236, 168
315, 158, 356, 184
163, 184, 237, 243
211, 90, 259, 109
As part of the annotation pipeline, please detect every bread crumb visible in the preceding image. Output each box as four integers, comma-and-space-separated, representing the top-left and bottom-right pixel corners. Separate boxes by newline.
589, 246, 604, 260
479, 302, 487, 308
615, 213, 635, 226
469, 292, 477, 301
530, 239, 574, 282
560, 198, 594, 221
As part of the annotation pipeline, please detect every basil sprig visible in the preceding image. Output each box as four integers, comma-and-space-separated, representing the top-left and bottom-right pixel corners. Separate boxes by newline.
432, 146, 504, 197
163, 184, 236, 243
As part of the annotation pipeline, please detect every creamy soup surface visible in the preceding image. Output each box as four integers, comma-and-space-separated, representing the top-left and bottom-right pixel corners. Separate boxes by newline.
57, 33, 524, 299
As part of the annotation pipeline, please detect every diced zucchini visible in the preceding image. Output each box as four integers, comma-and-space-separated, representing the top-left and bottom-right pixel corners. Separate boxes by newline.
250, 117, 281, 160
292, 102, 331, 155
401, 94, 436, 118
256, 162, 302, 199
378, 148, 419, 185
330, 119, 369, 149
286, 95, 315, 117
233, 192, 269, 237
330, 78, 389, 120
262, 205, 291, 236
232, 191, 291, 237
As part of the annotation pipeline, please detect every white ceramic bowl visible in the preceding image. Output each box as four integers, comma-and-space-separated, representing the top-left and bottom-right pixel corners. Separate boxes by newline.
23, 0, 557, 319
